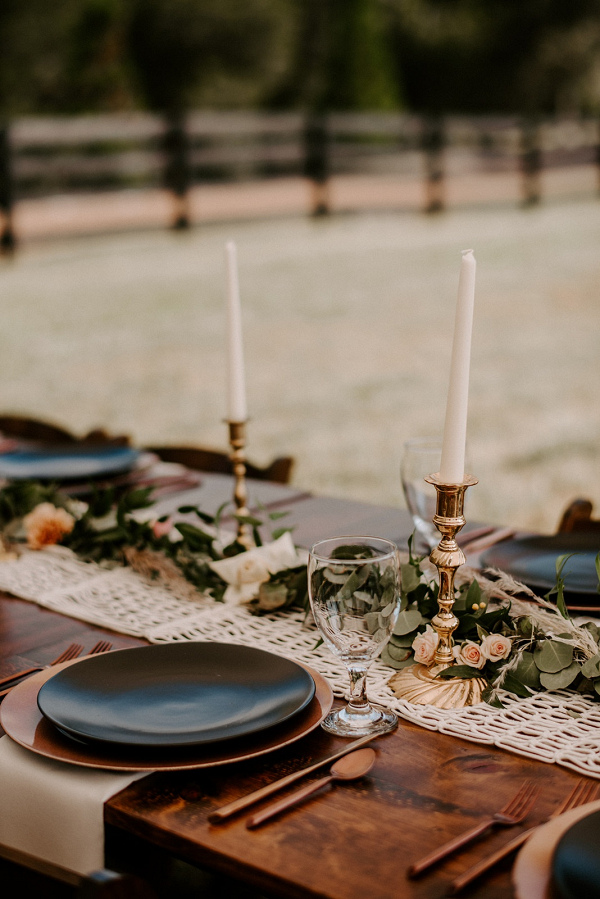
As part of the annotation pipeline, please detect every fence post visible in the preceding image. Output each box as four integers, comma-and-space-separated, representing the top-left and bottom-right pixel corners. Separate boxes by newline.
520, 119, 542, 206
596, 119, 600, 197
162, 113, 192, 229
303, 112, 330, 216
0, 123, 16, 255
422, 116, 445, 213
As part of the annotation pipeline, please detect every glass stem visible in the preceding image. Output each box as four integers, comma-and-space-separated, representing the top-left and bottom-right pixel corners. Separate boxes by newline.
346, 665, 370, 714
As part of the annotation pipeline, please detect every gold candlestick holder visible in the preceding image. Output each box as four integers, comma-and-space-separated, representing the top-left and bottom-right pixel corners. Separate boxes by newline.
390, 472, 487, 709
226, 420, 254, 550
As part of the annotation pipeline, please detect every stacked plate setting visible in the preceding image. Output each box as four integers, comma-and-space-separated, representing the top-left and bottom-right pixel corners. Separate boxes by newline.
1, 643, 333, 771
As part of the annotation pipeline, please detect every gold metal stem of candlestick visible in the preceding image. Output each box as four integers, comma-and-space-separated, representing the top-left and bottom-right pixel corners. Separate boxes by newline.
389, 472, 487, 709
227, 420, 254, 550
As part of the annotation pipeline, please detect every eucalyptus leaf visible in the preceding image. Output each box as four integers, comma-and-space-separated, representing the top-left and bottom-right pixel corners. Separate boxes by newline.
513, 651, 541, 689
380, 601, 397, 619
539, 661, 581, 691
354, 590, 375, 605
256, 582, 288, 611
337, 566, 370, 601
385, 642, 413, 662
389, 633, 415, 648
235, 514, 263, 527
465, 578, 482, 609
401, 563, 421, 594
393, 609, 425, 636
502, 673, 532, 698
380, 646, 414, 669
533, 640, 574, 673
437, 665, 483, 680
323, 568, 349, 585
364, 611, 381, 634
580, 652, 600, 679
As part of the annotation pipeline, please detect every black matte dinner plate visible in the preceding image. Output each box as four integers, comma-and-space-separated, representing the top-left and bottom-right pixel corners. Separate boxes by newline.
552, 809, 600, 899
481, 532, 600, 601
37, 643, 315, 749
0, 445, 140, 481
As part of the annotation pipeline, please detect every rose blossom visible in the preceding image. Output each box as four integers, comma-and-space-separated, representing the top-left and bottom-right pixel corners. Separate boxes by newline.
412, 626, 439, 666
152, 517, 173, 539
23, 503, 75, 550
480, 633, 511, 662
233, 555, 271, 584
453, 640, 486, 669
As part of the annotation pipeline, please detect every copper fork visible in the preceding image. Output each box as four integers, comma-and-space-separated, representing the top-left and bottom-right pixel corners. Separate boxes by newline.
407, 780, 539, 878
448, 778, 600, 894
0, 642, 84, 698
88, 640, 112, 655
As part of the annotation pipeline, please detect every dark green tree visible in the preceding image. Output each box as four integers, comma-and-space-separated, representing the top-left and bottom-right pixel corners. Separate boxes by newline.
125, 0, 280, 115
385, 0, 600, 115
62, 0, 133, 112
269, 0, 401, 111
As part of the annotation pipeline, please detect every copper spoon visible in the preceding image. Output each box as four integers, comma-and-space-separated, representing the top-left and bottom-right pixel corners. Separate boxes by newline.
246, 747, 376, 829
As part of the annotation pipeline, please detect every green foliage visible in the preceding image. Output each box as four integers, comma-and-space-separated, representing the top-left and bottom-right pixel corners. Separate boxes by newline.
384, 530, 600, 706
0, 479, 309, 613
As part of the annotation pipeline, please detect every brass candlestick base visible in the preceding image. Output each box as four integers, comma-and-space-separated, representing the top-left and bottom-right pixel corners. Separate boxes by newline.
390, 473, 487, 709
227, 420, 254, 550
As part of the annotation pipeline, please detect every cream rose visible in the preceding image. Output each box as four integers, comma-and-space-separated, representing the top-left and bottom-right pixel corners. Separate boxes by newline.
453, 640, 486, 669
23, 503, 75, 550
480, 633, 511, 662
209, 532, 305, 604
412, 626, 439, 666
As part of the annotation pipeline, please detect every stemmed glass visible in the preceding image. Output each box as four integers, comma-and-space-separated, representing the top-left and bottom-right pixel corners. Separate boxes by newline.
308, 536, 402, 736
401, 438, 442, 550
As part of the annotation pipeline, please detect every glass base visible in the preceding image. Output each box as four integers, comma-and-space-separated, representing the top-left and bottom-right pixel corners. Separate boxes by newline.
320, 703, 398, 737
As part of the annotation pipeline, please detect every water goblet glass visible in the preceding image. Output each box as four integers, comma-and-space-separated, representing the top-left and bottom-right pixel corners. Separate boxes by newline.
401, 437, 442, 550
308, 536, 401, 737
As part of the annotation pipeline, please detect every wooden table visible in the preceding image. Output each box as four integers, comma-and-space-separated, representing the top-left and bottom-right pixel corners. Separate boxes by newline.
0, 474, 588, 899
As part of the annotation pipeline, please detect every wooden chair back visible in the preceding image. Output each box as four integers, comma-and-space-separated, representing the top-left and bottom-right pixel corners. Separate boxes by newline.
148, 445, 294, 484
557, 499, 600, 533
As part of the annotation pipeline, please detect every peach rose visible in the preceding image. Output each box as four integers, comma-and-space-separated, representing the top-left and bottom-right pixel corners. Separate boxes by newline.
480, 633, 511, 662
152, 517, 173, 539
412, 626, 439, 666
453, 640, 486, 669
23, 503, 75, 550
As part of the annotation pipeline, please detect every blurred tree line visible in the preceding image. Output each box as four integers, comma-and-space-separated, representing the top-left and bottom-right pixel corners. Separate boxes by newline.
1, 0, 600, 118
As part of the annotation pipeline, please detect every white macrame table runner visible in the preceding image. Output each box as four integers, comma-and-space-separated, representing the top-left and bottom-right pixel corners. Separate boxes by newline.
2, 547, 600, 780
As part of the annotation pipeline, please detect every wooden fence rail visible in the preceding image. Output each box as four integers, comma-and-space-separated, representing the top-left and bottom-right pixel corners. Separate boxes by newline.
0, 111, 599, 250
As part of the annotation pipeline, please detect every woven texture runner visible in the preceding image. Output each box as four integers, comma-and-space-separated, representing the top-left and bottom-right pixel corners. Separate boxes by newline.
1, 548, 600, 779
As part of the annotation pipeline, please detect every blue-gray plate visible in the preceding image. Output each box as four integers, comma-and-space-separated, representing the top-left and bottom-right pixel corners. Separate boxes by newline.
0, 445, 140, 481
481, 532, 600, 603
37, 643, 316, 749
552, 809, 600, 899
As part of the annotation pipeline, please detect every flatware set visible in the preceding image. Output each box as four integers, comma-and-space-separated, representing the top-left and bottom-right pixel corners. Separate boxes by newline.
448, 778, 600, 894
246, 748, 376, 828
209, 732, 380, 823
408, 780, 539, 877
0, 640, 112, 700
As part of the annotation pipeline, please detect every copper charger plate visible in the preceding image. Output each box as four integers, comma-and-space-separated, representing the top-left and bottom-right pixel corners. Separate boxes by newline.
0, 656, 333, 772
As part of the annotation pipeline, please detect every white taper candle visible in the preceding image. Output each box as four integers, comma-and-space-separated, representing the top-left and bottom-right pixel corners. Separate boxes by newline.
225, 241, 248, 422
439, 249, 476, 484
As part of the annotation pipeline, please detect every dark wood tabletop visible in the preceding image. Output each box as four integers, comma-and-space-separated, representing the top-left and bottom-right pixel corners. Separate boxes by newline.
0, 474, 588, 899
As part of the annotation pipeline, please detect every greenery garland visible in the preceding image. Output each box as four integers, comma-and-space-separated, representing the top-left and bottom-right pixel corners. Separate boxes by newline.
387, 538, 600, 706
1, 481, 600, 707
0, 480, 307, 612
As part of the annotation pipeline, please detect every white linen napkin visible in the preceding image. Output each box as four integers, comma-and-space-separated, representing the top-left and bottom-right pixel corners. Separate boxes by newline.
0, 735, 147, 875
